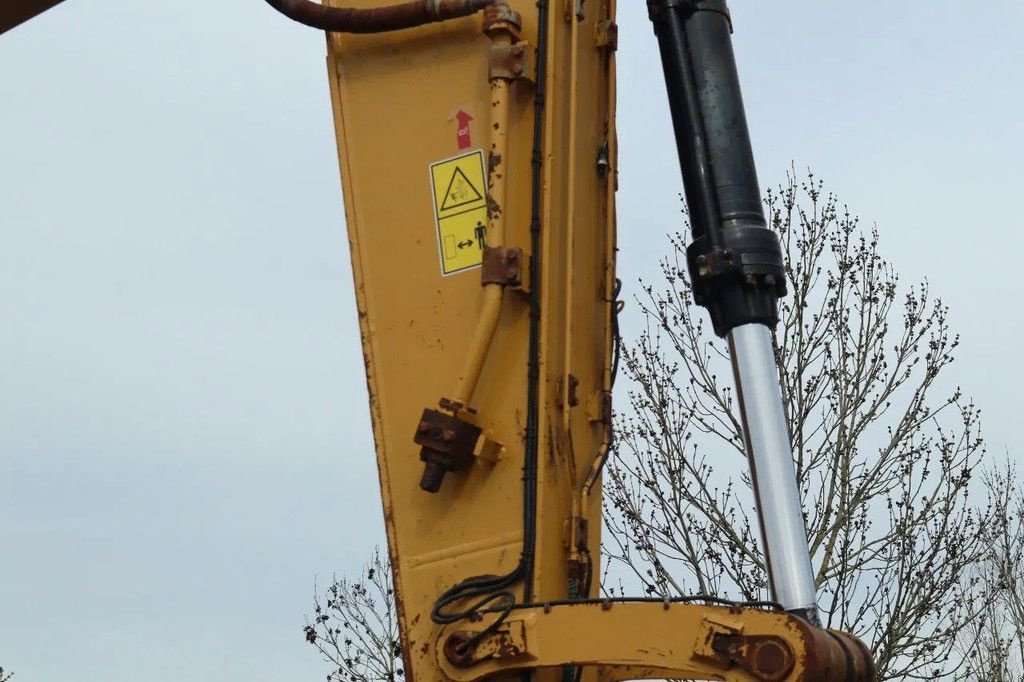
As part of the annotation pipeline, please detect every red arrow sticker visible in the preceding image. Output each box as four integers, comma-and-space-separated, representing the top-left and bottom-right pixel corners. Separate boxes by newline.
455, 110, 474, 149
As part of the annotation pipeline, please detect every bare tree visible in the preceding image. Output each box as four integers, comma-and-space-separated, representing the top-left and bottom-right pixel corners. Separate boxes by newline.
604, 173, 992, 680
304, 547, 403, 682
0, 667, 11, 682
959, 464, 1024, 681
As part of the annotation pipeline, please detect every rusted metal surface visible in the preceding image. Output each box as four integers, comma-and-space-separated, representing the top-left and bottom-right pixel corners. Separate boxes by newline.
713, 634, 795, 681
481, 2, 522, 35
565, 373, 580, 407
791, 618, 876, 682
826, 629, 877, 682
264, 0, 494, 33
414, 409, 482, 492
488, 42, 531, 81
444, 621, 529, 668
480, 246, 524, 287
594, 19, 618, 50
443, 632, 477, 668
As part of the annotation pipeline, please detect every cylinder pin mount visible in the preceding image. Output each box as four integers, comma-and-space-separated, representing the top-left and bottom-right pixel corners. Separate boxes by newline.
414, 408, 482, 492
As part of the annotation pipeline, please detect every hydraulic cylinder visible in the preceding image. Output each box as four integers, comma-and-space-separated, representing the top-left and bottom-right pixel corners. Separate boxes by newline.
648, 0, 819, 624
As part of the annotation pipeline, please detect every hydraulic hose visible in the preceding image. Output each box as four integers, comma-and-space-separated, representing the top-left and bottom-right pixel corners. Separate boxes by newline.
263, 0, 493, 34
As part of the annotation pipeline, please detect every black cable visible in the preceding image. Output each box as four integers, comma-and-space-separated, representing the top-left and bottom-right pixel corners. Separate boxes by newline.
610, 277, 622, 388
480, 594, 785, 614
581, 552, 594, 600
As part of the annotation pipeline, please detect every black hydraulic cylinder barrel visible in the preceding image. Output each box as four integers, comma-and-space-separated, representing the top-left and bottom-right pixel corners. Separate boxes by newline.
648, 0, 786, 337
684, 6, 764, 231
651, 5, 721, 247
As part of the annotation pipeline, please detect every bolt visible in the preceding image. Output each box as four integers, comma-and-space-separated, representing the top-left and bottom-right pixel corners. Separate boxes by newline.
443, 632, 475, 668
419, 462, 447, 493
751, 640, 792, 680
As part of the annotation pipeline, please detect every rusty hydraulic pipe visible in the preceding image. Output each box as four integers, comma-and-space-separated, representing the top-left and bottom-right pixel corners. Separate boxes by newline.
451, 5, 519, 410
263, 0, 493, 34
413, 3, 522, 493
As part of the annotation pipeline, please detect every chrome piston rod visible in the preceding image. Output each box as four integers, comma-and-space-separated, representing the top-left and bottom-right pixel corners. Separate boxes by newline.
729, 324, 819, 623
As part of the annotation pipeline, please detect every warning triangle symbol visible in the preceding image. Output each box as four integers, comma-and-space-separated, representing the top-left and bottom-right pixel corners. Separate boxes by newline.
440, 167, 484, 211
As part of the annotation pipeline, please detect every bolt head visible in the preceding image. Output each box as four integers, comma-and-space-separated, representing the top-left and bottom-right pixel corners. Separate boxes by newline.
752, 640, 792, 679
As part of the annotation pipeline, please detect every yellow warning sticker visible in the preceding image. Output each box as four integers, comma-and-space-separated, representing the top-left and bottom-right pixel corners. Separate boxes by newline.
429, 149, 488, 275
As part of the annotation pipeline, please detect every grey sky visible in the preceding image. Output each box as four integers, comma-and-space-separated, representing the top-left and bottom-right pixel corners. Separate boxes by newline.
1, 1, 1021, 679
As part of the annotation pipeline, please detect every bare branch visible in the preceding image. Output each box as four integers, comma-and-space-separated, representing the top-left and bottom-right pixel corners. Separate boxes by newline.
304, 547, 404, 682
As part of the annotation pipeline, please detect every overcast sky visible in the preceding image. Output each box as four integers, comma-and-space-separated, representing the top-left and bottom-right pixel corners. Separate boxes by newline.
1, 1, 1021, 679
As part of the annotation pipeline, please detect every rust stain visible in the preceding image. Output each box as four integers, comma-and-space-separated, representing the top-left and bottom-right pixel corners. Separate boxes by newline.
487, 195, 503, 220
488, 151, 502, 174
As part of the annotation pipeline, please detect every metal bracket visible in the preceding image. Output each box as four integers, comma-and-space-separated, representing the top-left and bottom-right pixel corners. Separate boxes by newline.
586, 390, 612, 424
562, 0, 585, 21
692, 614, 743, 665
414, 408, 482, 493
482, 3, 523, 38
557, 373, 580, 409
488, 42, 533, 83
594, 20, 618, 51
481, 246, 525, 288
445, 619, 531, 668
474, 431, 505, 463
